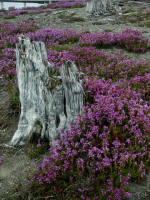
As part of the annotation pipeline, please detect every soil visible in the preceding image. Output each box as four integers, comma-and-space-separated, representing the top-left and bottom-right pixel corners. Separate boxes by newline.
0, 1, 150, 199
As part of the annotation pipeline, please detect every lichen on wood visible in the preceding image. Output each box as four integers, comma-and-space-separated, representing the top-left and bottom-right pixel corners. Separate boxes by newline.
10, 35, 84, 146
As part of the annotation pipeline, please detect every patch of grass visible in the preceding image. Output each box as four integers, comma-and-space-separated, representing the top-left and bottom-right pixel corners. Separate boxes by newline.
58, 4, 84, 9
51, 45, 71, 51
0, 9, 6, 13
120, 9, 150, 25
82, 31, 90, 34
3, 15, 16, 19
71, 4, 84, 9
60, 36, 80, 44
138, 22, 145, 27
1, 169, 37, 200
26, 142, 49, 159
128, 16, 138, 23
92, 21, 103, 25
9, 88, 20, 113
104, 29, 112, 32
58, 12, 85, 23
123, 8, 135, 14
63, 16, 85, 23
118, 15, 129, 24
57, 11, 75, 18
57, 12, 67, 19
144, 20, 150, 28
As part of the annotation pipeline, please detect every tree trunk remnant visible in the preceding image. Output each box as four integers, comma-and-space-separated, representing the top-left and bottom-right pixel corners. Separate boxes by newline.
86, 0, 116, 15
10, 35, 84, 146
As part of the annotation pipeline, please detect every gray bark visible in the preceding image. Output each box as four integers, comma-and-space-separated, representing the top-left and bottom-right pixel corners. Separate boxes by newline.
86, 0, 116, 15
10, 35, 84, 146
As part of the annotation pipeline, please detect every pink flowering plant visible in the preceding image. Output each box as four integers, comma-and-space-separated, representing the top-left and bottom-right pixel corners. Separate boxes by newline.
0, 4, 53, 18
129, 73, 150, 105
31, 79, 150, 199
50, 0, 85, 9
79, 29, 149, 52
66, 47, 149, 80
115, 29, 148, 53
0, 48, 16, 93
1, 20, 150, 198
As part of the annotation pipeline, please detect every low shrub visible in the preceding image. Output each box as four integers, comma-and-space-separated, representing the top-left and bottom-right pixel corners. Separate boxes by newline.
79, 29, 149, 52
30, 79, 150, 199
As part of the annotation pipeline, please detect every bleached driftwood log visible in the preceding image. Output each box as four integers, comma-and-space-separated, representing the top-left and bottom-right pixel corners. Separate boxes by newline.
10, 35, 84, 146
86, 0, 116, 15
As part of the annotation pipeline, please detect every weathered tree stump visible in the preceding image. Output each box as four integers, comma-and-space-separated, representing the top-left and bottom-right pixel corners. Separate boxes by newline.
10, 35, 84, 146
86, 0, 116, 15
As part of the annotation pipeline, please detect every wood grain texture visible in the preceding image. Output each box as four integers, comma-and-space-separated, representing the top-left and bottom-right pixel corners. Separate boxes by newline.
86, 0, 116, 15
10, 35, 84, 146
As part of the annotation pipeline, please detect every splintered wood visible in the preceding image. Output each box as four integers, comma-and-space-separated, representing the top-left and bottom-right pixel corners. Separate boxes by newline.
10, 35, 84, 146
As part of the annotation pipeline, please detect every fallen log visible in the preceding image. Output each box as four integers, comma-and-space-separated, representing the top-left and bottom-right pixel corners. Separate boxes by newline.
10, 35, 84, 146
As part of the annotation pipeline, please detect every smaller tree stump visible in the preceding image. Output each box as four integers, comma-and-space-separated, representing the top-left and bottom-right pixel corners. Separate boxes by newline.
86, 0, 117, 15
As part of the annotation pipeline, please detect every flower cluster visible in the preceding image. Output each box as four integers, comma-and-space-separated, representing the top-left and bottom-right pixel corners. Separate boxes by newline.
129, 73, 150, 104
1, 25, 149, 91
46, 47, 149, 81
32, 79, 150, 199
115, 29, 148, 52
2, 7, 52, 19
79, 31, 115, 47
0, 21, 37, 48
26, 28, 80, 46
50, 0, 85, 9
0, 48, 16, 92
79, 29, 149, 52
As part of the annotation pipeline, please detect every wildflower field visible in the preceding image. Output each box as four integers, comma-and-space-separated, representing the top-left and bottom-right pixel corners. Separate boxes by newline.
0, 1, 150, 200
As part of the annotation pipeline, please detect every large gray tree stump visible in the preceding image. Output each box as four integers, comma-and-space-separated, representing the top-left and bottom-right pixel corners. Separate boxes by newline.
86, 0, 116, 15
10, 35, 84, 146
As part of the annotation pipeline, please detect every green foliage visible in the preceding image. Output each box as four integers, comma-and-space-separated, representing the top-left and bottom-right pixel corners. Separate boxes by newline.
63, 16, 85, 23
3, 15, 16, 19
92, 21, 103, 25
70, 4, 84, 9
123, 8, 135, 14
58, 12, 85, 23
9, 88, 20, 112
60, 36, 79, 44
26, 142, 49, 159
144, 20, 150, 28
104, 29, 112, 32
128, 16, 138, 23
120, 7, 150, 27
59, 4, 84, 9
50, 44, 71, 51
